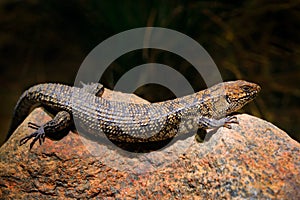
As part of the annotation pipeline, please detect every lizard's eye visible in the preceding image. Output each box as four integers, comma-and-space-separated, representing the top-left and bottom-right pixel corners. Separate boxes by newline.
241, 85, 252, 93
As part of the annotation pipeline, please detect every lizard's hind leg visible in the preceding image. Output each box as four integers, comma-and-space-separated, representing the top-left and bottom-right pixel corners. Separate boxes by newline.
20, 110, 72, 149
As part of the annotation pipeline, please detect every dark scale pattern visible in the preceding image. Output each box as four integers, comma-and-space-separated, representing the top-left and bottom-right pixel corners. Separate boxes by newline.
7, 80, 261, 145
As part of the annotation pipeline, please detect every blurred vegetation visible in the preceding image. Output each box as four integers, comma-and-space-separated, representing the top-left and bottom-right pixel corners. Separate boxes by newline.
0, 0, 299, 144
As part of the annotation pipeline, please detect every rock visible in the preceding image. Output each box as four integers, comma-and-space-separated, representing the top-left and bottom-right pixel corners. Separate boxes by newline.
0, 89, 299, 199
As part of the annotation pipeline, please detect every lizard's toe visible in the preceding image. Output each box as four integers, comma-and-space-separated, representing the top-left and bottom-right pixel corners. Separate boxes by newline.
20, 126, 46, 149
223, 116, 239, 129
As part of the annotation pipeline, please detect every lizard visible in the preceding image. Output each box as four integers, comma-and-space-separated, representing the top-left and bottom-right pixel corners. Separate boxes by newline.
6, 80, 260, 149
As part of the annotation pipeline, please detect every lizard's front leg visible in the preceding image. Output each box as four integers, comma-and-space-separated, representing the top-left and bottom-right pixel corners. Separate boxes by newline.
19, 110, 72, 149
198, 115, 239, 130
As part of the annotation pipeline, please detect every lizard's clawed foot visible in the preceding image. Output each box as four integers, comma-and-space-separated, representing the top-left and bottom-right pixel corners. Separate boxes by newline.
223, 116, 239, 129
19, 122, 46, 149
198, 115, 239, 129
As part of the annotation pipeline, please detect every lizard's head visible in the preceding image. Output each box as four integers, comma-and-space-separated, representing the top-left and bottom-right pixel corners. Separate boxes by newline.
223, 80, 261, 113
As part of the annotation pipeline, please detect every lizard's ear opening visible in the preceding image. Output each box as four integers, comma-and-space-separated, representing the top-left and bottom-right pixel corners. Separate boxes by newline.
225, 94, 231, 104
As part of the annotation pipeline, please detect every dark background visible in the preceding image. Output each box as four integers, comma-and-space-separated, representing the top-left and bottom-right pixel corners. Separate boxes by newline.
0, 0, 299, 145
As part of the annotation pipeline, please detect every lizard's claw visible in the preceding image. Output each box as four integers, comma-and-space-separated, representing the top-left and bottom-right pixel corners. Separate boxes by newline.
19, 122, 46, 149
223, 116, 239, 129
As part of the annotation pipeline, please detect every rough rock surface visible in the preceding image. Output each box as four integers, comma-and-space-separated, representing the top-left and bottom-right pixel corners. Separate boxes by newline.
1, 89, 299, 199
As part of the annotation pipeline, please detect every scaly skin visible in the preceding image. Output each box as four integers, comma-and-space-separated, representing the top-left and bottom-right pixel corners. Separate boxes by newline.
7, 80, 260, 148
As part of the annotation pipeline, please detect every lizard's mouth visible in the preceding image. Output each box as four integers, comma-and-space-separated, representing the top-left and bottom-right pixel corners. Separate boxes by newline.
251, 89, 259, 97
245, 83, 261, 99
250, 85, 261, 97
